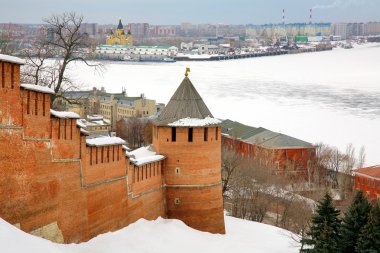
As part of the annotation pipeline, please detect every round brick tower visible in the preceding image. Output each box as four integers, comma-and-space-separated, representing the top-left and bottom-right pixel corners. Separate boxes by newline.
152, 68, 225, 234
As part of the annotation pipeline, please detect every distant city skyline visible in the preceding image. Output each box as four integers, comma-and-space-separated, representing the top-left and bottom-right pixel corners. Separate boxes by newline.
1, 0, 380, 25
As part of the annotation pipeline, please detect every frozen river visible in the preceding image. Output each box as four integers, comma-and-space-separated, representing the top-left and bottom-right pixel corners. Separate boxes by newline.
69, 43, 380, 165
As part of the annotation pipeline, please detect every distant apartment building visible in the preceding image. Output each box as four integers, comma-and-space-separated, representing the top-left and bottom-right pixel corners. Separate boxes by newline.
150, 25, 176, 36
222, 120, 316, 180
127, 23, 150, 38
331, 22, 369, 39
331, 23, 348, 39
197, 24, 218, 37
354, 165, 380, 202
181, 22, 194, 31
80, 23, 99, 37
98, 94, 156, 129
246, 23, 331, 38
63, 88, 160, 130
216, 24, 246, 37
348, 23, 367, 37
367, 22, 380, 35
77, 115, 111, 136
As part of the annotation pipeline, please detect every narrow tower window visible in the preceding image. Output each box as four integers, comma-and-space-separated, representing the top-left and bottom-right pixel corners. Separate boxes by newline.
171, 127, 176, 142
204, 127, 208, 141
216, 127, 219, 140
11, 64, 14, 89
26, 91, 30, 114
90, 148, 93, 165
42, 94, 46, 116
188, 128, 193, 142
34, 92, 38, 115
1, 62, 5, 88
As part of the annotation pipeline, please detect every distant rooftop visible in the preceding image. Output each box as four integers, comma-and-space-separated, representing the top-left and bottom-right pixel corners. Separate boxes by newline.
222, 119, 261, 139
354, 165, 380, 179
244, 129, 314, 149
97, 44, 130, 48
136, 45, 175, 49
222, 119, 313, 149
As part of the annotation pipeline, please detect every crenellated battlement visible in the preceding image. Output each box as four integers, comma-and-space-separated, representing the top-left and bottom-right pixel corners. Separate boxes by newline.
0, 56, 23, 126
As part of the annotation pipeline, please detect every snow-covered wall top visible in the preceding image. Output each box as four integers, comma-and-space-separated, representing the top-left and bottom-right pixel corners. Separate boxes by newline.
21, 84, 55, 94
50, 110, 80, 119
80, 128, 89, 136
168, 117, 221, 127
0, 54, 25, 65
76, 119, 87, 129
86, 136, 126, 147
126, 145, 165, 166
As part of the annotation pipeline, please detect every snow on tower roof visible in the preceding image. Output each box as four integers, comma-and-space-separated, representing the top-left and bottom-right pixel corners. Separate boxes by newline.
168, 116, 221, 127
154, 70, 217, 127
86, 136, 126, 147
20, 84, 55, 94
126, 145, 165, 167
50, 110, 80, 119
0, 54, 25, 65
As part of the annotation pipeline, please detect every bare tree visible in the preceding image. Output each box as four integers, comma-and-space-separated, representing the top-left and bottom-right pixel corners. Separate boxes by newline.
357, 146, 366, 169
21, 45, 58, 87
0, 24, 20, 54
20, 12, 103, 107
221, 146, 242, 195
339, 143, 356, 199
116, 117, 152, 149
43, 13, 100, 94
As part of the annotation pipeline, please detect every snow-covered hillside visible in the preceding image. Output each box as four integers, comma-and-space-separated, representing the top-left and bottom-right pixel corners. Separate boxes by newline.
0, 215, 299, 253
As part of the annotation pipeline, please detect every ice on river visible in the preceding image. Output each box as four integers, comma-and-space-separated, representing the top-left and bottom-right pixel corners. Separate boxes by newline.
68, 43, 380, 165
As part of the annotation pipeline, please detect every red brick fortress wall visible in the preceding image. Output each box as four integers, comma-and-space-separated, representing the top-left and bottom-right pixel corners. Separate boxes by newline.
0, 59, 165, 243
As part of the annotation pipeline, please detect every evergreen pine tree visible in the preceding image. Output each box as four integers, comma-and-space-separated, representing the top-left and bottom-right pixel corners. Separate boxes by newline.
339, 190, 372, 253
356, 203, 380, 253
301, 193, 341, 253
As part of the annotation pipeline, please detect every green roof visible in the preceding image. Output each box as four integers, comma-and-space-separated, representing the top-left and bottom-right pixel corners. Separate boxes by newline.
244, 130, 314, 149
97, 44, 130, 48
222, 119, 260, 139
136, 45, 173, 49
295, 36, 308, 42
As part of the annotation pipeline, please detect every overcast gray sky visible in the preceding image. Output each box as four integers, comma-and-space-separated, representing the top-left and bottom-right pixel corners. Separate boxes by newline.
1, 0, 380, 24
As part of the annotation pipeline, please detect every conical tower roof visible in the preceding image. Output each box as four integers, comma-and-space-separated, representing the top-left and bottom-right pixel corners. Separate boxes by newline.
154, 71, 219, 127
117, 19, 124, 30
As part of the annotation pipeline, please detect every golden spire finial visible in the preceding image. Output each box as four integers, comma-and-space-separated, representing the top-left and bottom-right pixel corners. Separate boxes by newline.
185, 67, 190, 77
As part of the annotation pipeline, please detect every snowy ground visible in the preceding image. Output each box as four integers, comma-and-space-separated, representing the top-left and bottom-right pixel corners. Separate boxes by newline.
0, 215, 299, 253
66, 43, 380, 165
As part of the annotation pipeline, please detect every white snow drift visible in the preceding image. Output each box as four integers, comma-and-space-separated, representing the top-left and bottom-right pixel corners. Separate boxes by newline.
0, 215, 299, 253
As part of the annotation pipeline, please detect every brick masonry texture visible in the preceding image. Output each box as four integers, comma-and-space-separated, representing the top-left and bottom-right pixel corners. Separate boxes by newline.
0, 58, 225, 242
